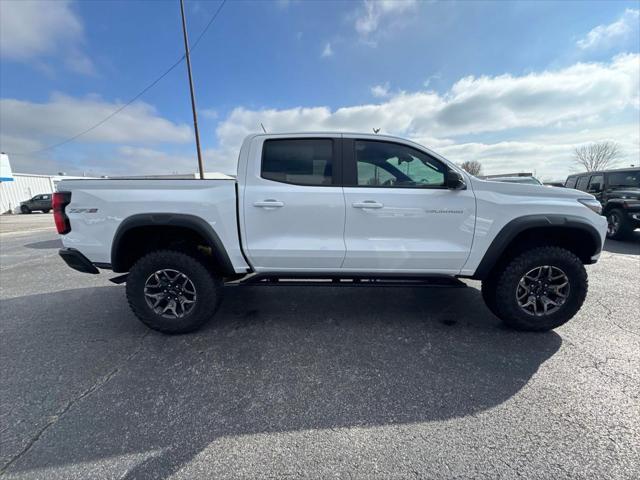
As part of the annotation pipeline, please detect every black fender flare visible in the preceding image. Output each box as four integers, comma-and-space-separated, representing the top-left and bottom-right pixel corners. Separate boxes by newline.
111, 213, 235, 274
471, 214, 602, 280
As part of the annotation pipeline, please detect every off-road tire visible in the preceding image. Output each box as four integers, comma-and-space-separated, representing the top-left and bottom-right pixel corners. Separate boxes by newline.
494, 246, 587, 331
20, 205, 31, 214
606, 208, 633, 240
42, 209, 50, 213
126, 249, 223, 334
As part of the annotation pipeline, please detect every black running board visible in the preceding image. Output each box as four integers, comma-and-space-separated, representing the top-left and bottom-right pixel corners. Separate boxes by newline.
229, 273, 467, 288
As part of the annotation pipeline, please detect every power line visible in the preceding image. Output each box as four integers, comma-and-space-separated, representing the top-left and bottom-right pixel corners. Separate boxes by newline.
7, 0, 227, 156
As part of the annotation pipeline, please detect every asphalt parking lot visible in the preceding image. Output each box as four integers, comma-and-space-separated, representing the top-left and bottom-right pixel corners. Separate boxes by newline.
1, 214, 639, 479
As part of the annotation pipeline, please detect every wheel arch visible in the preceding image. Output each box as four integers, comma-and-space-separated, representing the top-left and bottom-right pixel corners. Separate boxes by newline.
111, 213, 235, 275
471, 214, 602, 280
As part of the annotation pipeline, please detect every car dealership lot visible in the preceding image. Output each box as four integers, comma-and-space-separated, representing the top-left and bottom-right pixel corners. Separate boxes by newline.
1, 215, 639, 479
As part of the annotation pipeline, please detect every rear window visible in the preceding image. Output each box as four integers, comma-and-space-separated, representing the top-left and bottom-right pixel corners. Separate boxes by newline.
565, 177, 577, 188
262, 139, 333, 186
575, 176, 589, 191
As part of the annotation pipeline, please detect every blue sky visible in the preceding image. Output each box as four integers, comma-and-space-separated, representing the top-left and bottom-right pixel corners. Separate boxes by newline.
1, 0, 639, 180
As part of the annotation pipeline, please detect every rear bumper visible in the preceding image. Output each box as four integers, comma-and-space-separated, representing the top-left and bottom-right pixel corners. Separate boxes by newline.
59, 248, 100, 274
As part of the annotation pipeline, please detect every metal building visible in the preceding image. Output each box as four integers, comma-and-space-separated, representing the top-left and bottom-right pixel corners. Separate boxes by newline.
0, 173, 57, 214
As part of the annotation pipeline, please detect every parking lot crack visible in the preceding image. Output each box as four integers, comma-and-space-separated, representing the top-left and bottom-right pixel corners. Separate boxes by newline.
595, 296, 640, 339
0, 331, 151, 475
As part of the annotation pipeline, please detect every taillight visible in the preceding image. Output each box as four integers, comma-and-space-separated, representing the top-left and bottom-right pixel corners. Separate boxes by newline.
52, 191, 72, 234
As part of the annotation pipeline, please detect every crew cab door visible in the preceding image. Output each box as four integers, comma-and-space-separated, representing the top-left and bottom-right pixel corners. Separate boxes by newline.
341, 137, 476, 273
241, 136, 346, 271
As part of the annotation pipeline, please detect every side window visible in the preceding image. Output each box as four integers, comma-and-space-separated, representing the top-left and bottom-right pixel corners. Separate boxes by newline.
565, 177, 577, 188
262, 139, 333, 186
575, 176, 589, 191
355, 140, 446, 188
42, 194, 51, 200
32, 195, 42, 201
588, 175, 603, 192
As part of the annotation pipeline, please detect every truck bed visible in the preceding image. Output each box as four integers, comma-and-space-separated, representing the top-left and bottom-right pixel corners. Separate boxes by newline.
57, 178, 249, 272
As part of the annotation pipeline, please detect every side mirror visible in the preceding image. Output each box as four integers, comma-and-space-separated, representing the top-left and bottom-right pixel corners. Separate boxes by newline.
446, 170, 466, 190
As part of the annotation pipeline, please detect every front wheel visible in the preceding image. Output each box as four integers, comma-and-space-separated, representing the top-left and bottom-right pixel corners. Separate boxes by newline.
20, 205, 31, 214
126, 250, 223, 334
493, 247, 588, 331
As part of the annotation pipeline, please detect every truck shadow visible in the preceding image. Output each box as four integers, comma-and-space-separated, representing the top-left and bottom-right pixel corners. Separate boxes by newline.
2, 284, 561, 477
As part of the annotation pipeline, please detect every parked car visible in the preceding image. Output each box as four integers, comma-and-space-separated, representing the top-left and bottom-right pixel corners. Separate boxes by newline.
55, 133, 606, 334
490, 176, 543, 185
565, 168, 640, 240
20, 193, 52, 213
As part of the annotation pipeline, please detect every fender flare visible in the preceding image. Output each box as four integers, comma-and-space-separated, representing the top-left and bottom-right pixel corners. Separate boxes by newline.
111, 213, 235, 274
471, 214, 602, 280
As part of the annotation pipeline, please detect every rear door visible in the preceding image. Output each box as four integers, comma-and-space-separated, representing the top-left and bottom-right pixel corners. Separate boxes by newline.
242, 135, 346, 271
341, 137, 476, 273
587, 174, 604, 203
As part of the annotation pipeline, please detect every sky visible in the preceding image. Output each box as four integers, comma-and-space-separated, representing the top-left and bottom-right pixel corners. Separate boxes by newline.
0, 0, 639, 181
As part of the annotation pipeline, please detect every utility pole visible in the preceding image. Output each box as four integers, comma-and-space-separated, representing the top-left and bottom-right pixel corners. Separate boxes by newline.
179, 0, 205, 179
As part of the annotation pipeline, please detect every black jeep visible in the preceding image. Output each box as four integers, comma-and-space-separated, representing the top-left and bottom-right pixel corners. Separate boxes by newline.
565, 168, 640, 240
20, 193, 52, 214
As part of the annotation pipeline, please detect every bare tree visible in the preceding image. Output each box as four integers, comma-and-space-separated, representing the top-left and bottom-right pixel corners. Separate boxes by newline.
460, 160, 482, 176
573, 141, 619, 171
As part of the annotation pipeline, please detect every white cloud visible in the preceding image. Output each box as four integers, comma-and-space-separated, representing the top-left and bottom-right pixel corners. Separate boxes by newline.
4, 55, 638, 180
206, 54, 639, 178
439, 124, 640, 180
354, 0, 417, 39
577, 8, 639, 50
0, 93, 192, 147
370, 82, 391, 98
0, 0, 94, 74
321, 42, 334, 58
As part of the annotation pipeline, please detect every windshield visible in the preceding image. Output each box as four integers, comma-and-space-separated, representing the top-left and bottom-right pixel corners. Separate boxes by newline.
608, 171, 640, 189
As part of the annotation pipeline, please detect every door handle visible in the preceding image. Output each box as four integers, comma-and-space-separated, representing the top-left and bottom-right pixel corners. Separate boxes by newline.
352, 201, 383, 209
254, 200, 284, 208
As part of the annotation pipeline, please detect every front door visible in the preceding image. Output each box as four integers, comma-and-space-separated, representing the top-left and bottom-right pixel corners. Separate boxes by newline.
341, 138, 476, 274
242, 136, 346, 271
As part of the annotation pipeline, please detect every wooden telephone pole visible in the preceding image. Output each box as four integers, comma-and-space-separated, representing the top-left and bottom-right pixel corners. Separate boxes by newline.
179, 0, 205, 179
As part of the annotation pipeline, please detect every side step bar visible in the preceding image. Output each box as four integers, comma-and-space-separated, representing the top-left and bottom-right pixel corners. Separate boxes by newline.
229, 273, 467, 288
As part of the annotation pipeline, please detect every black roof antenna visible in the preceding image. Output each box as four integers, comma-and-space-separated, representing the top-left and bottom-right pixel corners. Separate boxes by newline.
260, 123, 267, 133
373, 128, 380, 134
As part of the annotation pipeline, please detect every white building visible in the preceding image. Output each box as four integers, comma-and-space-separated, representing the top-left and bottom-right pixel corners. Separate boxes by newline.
0, 154, 97, 214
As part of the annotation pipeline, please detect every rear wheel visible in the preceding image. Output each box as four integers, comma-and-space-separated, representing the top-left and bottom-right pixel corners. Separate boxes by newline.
493, 246, 587, 331
42, 209, 50, 213
126, 250, 222, 334
606, 208, 632, 240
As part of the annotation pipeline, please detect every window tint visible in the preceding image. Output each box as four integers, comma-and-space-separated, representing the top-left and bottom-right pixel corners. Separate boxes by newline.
608, 171, 640, 188
565, 177, 577, 188
42, 194, 51, 200
588, 175, 603, 191
355, 140, 446, 188
262, 139, 333, 186
575, 176, 589, 191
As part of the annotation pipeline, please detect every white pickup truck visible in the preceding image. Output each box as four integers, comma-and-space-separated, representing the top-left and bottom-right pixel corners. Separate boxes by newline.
55, 133, 607, 333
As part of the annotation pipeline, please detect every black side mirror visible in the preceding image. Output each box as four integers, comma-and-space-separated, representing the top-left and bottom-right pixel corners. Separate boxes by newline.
446, 170, 466, 190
